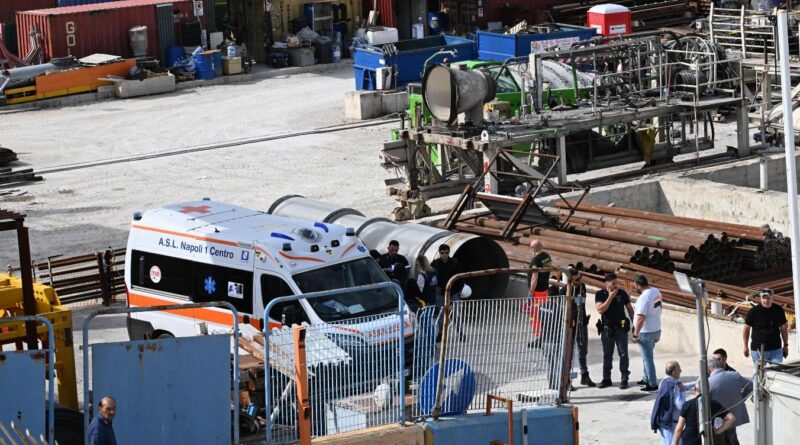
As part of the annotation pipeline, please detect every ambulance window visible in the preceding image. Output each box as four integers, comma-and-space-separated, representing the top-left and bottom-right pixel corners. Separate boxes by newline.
192, 263, 254, 314
131, 250, 192, 297
260, 274, 300, 321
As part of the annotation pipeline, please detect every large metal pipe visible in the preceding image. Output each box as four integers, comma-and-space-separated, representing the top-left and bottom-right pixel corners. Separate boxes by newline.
267, 196, 510, 299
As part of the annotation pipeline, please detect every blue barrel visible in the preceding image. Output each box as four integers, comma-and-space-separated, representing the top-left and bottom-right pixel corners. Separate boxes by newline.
211, 50, 223, 76
166, 46, 184, 68
194, 51, 215, 80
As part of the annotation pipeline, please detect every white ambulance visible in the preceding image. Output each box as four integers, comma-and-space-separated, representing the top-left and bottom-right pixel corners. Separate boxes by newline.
124, 199, 413, 351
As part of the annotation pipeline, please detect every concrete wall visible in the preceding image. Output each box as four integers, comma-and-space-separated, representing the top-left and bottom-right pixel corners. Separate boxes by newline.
423, 406, 577, 445
658, 178, 794, 234
539, 179, 668, 213
683, 154, 793, 191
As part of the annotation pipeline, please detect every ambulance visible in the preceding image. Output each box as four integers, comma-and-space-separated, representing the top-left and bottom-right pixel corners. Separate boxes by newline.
124, 199, 414, 354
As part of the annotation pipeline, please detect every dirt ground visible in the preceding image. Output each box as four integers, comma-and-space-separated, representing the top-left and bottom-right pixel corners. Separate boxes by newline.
1, 66, 756, 444
0, 66, 741, 267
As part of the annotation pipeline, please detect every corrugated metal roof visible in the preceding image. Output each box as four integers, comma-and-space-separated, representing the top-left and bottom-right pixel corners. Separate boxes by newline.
24, 0, 190, 15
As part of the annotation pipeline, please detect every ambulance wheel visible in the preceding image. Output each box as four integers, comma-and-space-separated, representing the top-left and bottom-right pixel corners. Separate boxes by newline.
154, 331, 175, 339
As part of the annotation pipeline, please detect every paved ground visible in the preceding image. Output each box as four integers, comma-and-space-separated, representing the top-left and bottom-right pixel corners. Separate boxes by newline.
0, 65, 742, 267
1, 67, 756, 443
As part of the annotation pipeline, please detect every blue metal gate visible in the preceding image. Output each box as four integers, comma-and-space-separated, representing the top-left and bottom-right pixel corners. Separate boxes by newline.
91, 336, 232, 444
83, 302, 239, 445
0, 316, 55, 444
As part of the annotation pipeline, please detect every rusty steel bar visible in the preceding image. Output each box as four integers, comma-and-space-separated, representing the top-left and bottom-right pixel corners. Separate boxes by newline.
546, 208, 730, 242
485, 394, 514, 445
553, 201, 768, 240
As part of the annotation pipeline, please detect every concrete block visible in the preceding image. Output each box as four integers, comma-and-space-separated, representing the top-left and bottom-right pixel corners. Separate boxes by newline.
381, 91, 409, 115
345, 90, 383, 120
115, 74, 176, 98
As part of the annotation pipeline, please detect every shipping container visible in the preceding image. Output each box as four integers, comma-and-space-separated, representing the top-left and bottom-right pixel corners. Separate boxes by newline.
0, 0, 55, 23
16, 0, 199, 61
56, 0, 117, 6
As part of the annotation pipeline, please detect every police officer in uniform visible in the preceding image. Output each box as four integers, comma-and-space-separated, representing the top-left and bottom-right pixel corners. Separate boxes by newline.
595, 273, 635, 389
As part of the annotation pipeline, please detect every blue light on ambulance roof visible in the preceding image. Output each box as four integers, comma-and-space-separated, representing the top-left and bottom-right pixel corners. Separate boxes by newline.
314, 222, 329, 233
271, 232, 295, 241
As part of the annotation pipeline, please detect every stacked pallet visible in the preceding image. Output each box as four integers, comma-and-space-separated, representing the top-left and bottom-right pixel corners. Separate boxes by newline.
0, 147, 41, 186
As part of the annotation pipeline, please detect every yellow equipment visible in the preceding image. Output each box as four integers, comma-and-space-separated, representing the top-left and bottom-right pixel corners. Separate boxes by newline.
0, 272, 78, 410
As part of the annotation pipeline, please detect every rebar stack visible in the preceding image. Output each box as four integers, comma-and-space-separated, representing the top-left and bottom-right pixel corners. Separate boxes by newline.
446, 200, 795, 317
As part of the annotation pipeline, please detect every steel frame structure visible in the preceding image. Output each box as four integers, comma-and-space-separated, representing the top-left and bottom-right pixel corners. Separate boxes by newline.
384, 35, 750, 220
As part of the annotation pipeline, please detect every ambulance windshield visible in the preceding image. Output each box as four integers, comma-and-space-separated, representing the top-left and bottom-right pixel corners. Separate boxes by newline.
293, 257, 398, 321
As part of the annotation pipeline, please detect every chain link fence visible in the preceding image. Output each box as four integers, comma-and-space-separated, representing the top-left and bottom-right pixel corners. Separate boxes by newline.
411, 294, 570, 417
266, 312, 405, 444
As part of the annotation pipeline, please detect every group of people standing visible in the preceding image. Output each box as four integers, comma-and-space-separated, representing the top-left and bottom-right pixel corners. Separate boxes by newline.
372, 239, 464, 311
531, 240, 791, 445
526, 241, 663, 392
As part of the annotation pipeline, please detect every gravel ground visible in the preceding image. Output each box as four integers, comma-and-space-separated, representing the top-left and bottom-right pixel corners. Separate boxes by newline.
0, 67, 744, 266
0, 67, 756, 444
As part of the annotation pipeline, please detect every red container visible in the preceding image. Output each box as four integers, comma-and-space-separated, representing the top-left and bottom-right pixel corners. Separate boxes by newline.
16, 0, 197, 60
0, 0, 55, 23
587, 4, 631, 37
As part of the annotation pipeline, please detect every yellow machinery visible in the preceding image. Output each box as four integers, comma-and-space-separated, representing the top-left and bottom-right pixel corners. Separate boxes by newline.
0, 272, 78, 410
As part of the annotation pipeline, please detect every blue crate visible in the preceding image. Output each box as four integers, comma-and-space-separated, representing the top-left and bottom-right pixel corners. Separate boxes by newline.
476, 27, 597, 62
353, 35, 476, 90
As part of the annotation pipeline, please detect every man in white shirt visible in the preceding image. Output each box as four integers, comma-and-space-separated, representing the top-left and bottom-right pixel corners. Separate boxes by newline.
632, 274, 663, 392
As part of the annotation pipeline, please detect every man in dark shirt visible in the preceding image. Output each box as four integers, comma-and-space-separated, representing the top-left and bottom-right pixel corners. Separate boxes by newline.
673, 384, 736, 445
88, 396, 118, 445
527, 239, 552, 337
595, 273, 634, 389
378, 240, 410, 283
743, 288, 789, 367
561, 268, 595, 388
712, 348, 736, 372
431, 243, 462, 304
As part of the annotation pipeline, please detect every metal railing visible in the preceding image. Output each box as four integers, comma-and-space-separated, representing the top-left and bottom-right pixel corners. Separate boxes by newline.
410, 268, 575, 420
11, 247, 126, 306
426, 296, 569, 414
263, 282, 406, 444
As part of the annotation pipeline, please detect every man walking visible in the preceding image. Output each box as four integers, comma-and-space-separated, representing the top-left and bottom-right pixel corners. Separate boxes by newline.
651, 361, 689, 445
561, 268, 595, 388
632, 274, 662, 392
595, 273, 634, 389
88, 396, 117, 445
708, 357, 753, 445
379, 240, 409, 283
743, 288, 789, 366
527, 239, 552, 337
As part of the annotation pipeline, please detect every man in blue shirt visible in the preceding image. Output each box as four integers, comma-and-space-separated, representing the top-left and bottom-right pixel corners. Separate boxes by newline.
88, 396, 117, 445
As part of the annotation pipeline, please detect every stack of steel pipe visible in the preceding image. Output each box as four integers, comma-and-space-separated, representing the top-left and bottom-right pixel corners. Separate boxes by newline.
581, 264, 795, 318
549, 201, 790, 281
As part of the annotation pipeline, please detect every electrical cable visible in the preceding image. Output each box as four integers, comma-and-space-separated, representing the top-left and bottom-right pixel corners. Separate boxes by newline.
38, 115, 399, 175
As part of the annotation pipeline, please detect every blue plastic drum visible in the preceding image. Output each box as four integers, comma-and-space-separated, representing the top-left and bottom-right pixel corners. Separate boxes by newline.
194, 52, 215, 80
